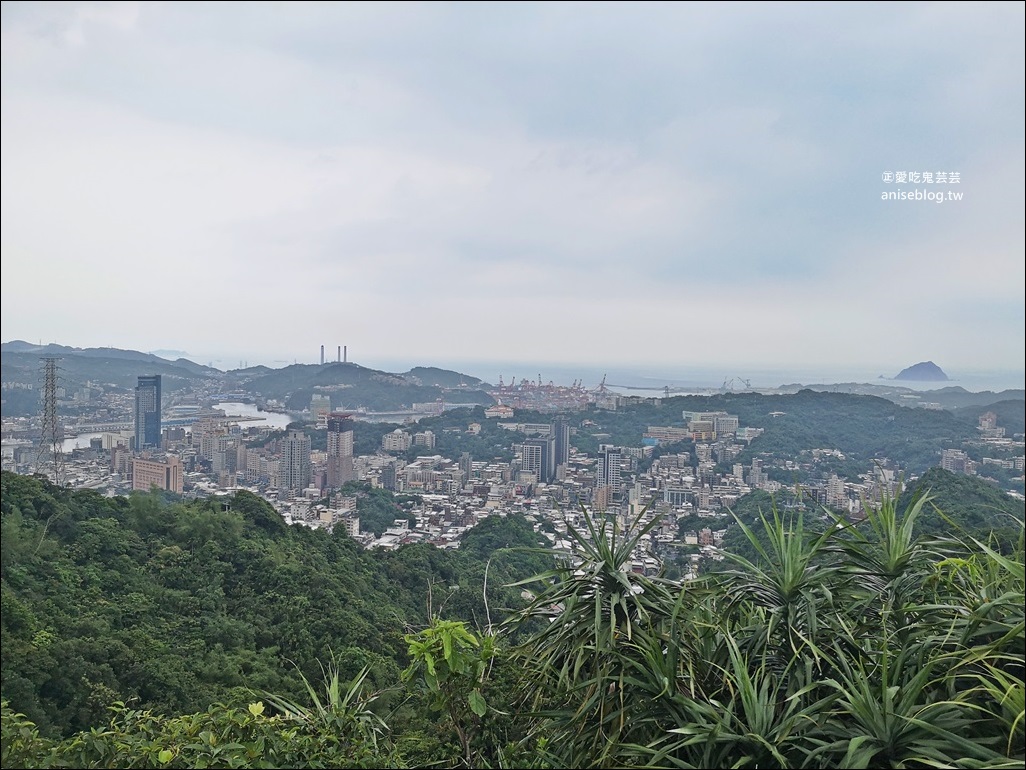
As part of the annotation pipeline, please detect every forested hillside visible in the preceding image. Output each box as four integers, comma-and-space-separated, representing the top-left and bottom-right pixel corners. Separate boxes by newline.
2, 471, 1023, 768
898, 467, 1025, 544
238, 362, 493, 412
522, 390, 1002, 474
0, 472, 548, 740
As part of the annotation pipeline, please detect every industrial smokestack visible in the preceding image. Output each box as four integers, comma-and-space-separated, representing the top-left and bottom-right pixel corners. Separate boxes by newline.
337, 346, 341, 363
344, 346, 347, 363
320, 345, 324, 365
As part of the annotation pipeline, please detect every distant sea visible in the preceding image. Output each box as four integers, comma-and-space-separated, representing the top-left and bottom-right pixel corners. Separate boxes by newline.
192, 353, 1023, 396
431, 363, 1025, 396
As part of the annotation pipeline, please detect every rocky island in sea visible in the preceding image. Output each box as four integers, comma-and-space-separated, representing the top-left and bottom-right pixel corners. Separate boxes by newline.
894, 361, 949, 381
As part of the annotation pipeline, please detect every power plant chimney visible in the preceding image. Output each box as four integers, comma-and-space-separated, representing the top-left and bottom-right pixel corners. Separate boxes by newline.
337, 346, 341, 363
344, 345, 347, 363
320, 345, 324, 365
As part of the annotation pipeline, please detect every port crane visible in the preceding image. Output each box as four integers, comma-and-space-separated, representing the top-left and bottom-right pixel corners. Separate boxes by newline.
722, 376, 753, 391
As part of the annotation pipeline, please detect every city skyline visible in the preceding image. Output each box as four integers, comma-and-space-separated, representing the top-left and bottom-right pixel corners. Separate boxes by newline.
2, 3, 1024, 373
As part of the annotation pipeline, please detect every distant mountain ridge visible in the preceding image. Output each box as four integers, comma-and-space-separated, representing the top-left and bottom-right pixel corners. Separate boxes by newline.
1, 340, 220, 376
400, 366, 488, 388
232, 361, 494, 412
1, 341, 494, 417
7, 341, 1017, 420
804, 382, 1025, 409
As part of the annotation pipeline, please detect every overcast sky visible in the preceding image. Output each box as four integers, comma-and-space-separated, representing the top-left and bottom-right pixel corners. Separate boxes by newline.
2, 2, 1023, 378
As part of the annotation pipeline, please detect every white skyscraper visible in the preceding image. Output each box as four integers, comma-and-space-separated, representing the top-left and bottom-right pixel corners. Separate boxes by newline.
281, 430, 312, 494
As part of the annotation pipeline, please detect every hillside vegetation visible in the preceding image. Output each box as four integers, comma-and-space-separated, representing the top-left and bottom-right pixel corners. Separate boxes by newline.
516, 389, 1003, 475
0, 473, 547, 742
2, 470, 1023, 768
237, 362, 493, 412
898, 467, 1025, 544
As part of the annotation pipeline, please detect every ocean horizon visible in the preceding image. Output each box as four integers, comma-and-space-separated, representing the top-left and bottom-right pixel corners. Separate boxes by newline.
183, 352, 1024, 395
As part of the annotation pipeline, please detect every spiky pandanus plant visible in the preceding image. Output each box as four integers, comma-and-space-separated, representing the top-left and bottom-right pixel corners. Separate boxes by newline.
931, 528, 1025, 764
505, 505, 688, 767
505, 492, 1023, 769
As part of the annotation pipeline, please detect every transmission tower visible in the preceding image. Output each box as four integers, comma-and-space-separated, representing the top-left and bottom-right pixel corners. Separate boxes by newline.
36, 357, 64, 486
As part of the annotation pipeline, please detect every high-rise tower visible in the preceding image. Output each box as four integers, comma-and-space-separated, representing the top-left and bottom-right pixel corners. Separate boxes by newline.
326, 412, 355, 487
596, 445, 622, 498
552, 417, 571, 469
134, 375, 162, 451
281, 429, 312, 494
522, 436, 556, 483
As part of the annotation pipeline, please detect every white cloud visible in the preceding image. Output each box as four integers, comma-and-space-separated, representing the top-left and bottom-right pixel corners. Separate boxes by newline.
1, 2, 1023, 375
